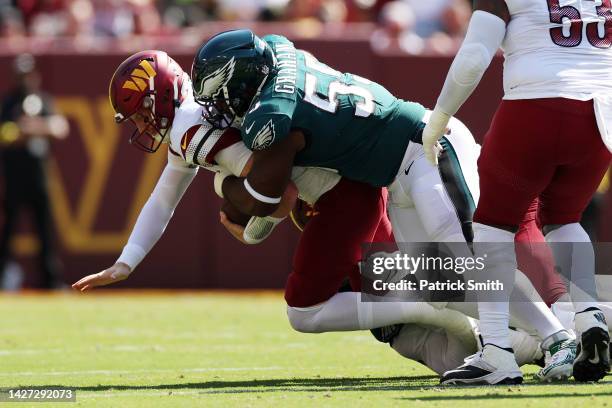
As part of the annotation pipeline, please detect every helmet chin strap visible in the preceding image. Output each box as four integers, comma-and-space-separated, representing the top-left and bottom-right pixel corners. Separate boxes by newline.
222, 85, 237, 116
148, 74, 156, 116
243, 73, 269, 115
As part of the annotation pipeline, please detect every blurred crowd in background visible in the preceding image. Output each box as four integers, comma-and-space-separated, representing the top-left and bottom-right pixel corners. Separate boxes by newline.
0, 0, 472, 54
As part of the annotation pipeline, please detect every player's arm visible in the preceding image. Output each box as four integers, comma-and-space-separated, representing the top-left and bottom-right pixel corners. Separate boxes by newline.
72, 155, 197, 291
220, 129, 305, 217
213, 140, 298, 243
422, 0, 509, 165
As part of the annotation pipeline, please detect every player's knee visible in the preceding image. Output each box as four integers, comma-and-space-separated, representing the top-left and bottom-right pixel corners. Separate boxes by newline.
286, 305, 324, 333
544, 223, 589, 242
542, 224, 563, 236
473, 223, 517, 265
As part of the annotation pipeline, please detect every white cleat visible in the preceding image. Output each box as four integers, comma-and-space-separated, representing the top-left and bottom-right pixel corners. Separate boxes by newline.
535, 330, 575, 382
440, 344, 523, 385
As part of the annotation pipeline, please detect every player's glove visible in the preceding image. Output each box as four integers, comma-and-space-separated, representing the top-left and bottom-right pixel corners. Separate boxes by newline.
243, 215, 285, 244
422, 109, 451, 166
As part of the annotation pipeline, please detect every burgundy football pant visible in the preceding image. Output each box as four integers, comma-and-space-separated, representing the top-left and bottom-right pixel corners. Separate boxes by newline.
475, 98, 611, 227
284, 179, 392, 307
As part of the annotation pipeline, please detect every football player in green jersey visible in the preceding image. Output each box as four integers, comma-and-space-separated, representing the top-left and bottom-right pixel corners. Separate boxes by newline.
191, 29, 576, 382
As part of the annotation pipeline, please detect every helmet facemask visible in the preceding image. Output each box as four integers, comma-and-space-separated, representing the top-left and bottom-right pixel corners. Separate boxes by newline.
109, 51, 186, 154
198, 98, 236, 129
115, 95, 170, 153
192, 36, 274, 129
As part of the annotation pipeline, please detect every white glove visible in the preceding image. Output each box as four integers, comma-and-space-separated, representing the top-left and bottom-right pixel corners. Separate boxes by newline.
422, 109, 451, 166
243, 215, 285, 244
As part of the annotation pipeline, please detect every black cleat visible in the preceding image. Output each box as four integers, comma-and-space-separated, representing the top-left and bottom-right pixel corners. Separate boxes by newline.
441, 344, 523, 385
573, 308, 610, 382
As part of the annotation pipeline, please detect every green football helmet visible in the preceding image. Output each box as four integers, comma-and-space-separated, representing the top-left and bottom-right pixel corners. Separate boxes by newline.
191, 29, 277, 127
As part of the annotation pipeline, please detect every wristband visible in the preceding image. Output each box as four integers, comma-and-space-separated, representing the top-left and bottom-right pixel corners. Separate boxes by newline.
244, 179, 282, 204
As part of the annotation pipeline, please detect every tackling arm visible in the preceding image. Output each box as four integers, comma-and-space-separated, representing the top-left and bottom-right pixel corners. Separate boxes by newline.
220, 130, 304, 217
422, 0, 509, 165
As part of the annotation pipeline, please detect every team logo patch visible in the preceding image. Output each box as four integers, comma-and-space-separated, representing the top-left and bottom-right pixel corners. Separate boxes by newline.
122, 60, 156, 92
251, 120, 275, 150
195, 57, 235, 98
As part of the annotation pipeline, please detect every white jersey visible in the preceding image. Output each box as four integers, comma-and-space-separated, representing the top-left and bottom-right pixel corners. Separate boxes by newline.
116, 83, 340, 269
502, 0, 612, 100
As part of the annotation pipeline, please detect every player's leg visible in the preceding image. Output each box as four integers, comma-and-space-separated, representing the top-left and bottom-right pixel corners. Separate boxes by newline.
443, 100, 570, 384
285, 179, 479, 334
390, 321, 543, 377
515, 199, 567, 306
537, 99, 612, 382
390, 128, 567, 348
410, 115, 565, 339
0, 187, 21, 283
31, 188, 60, 288
284, 178, 384, 309
391, 324, 477, 376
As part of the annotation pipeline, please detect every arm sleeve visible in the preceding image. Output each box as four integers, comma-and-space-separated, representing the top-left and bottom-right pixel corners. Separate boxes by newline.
116, 158, 198, 270
214, 141, 252, 176
435, 10, 507, 116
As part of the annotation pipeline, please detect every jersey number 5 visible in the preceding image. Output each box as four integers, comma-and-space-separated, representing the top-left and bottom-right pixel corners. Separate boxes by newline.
302, 52, 374, 118
547, 0, 612, 48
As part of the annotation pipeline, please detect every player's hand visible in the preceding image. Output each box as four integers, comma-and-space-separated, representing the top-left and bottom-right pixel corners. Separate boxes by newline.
72, 263, 132, 292
422, 109, 451, 166
219, 211, 249, 244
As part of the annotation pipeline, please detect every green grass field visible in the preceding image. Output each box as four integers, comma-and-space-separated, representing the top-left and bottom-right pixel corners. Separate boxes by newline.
1, 291, 611, 407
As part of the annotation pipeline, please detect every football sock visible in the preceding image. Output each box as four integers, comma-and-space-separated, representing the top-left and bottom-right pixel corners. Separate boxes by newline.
473, 223, 516, 349
509, 269, 566, 339
545, 223, 599, 312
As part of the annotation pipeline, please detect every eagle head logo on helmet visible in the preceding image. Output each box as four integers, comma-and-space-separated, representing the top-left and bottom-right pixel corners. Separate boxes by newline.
191, 30, 277, 128
109, 50, 187, 153
195, 57, 236, 100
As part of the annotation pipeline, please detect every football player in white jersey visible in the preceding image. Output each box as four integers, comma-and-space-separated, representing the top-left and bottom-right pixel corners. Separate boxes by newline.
422, 0, 612, 384
72, 51, 576, 382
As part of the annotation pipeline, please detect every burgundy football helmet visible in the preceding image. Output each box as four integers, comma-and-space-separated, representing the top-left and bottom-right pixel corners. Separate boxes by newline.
109, 50, 187, 153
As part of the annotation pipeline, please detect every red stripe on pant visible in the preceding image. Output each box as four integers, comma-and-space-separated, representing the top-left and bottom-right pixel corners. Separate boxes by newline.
515, 199, 567, 306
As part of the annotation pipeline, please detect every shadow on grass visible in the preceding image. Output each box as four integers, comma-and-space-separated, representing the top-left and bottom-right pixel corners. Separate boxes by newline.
399, 389, 612, 402
38, 376, 612, 397
40, 375, 440, 394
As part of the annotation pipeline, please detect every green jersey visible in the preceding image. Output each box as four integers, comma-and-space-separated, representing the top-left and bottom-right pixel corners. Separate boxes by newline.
241, 35, 426, 187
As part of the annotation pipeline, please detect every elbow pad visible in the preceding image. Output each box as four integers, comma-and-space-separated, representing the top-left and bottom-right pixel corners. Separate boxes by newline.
243, 216, 285, 244
436, 10, 506, 116
449, 42, 492, 87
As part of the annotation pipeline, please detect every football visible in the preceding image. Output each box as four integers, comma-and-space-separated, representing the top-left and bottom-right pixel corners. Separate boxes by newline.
221, 198, 251, 226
